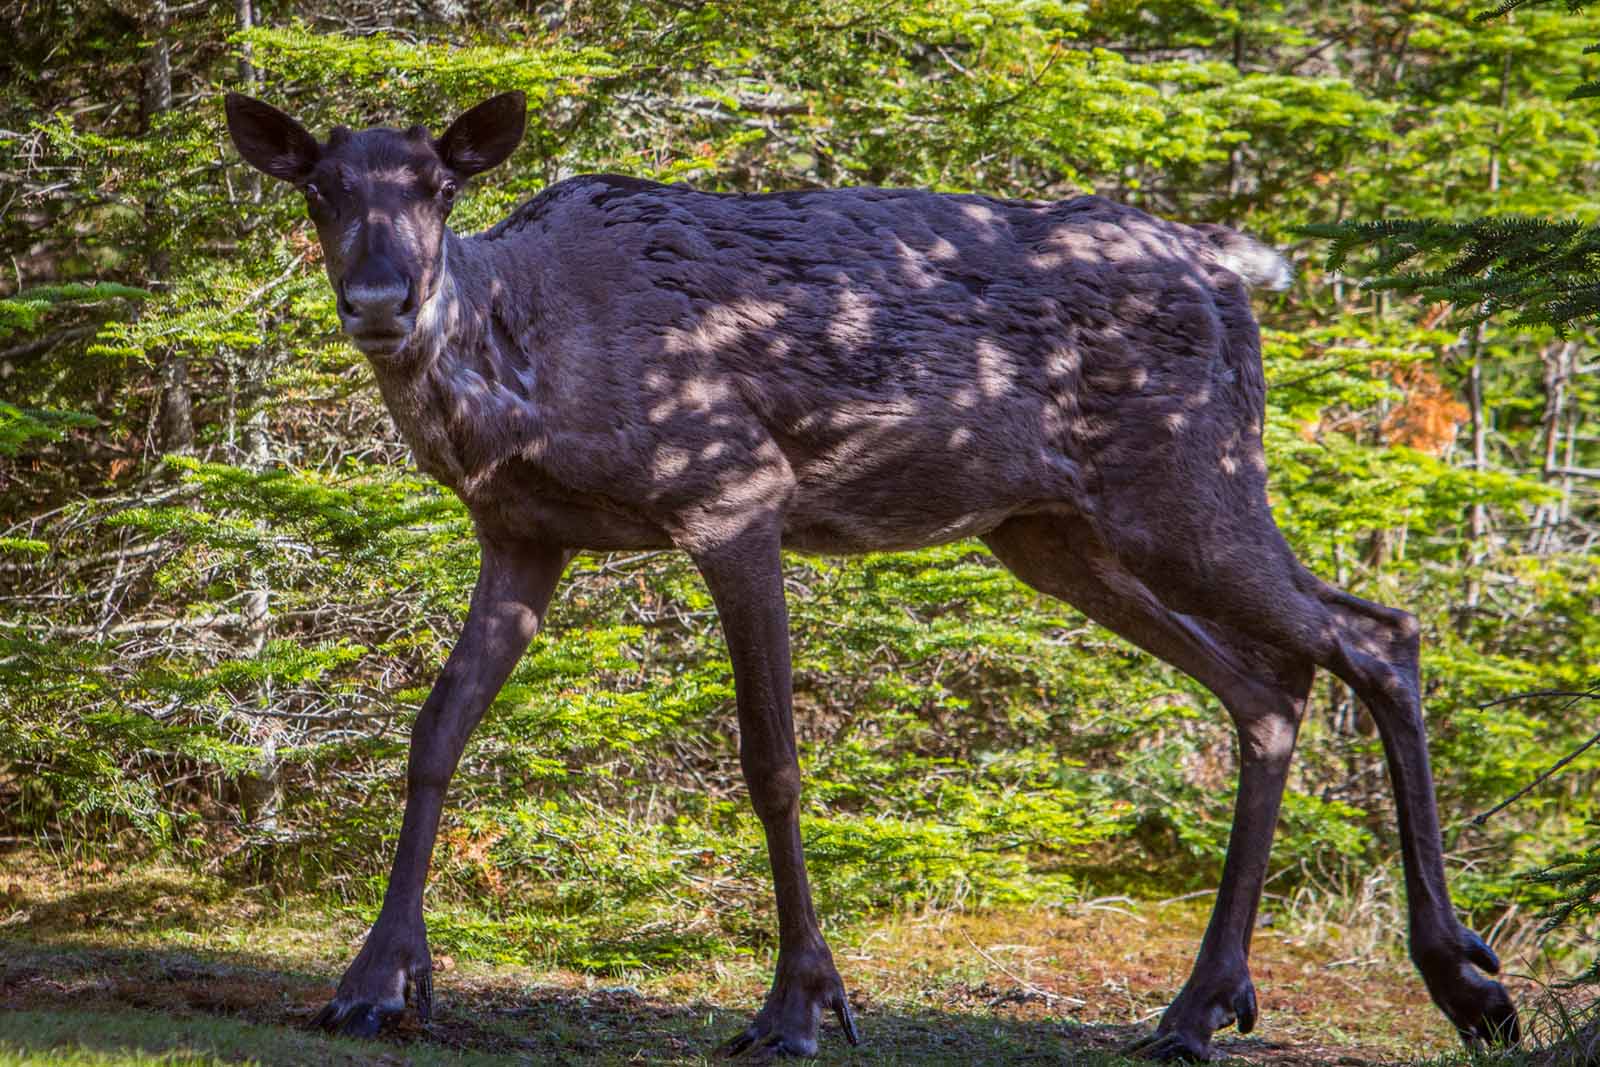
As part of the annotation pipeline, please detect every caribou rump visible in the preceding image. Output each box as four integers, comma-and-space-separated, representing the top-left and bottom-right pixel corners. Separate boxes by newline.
224, 90, 1518, 1059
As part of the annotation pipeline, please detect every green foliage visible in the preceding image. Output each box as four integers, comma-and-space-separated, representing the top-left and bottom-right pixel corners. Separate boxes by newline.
1, 0, 1597, 984
0, 283, 146, 340
1307, 0, 1600, 331
1531, 821, 1600, 985
236, 25, 623, 107
0, 403, 97, 457
1307, 216, 1600, 329
1309, 0, 1600, 998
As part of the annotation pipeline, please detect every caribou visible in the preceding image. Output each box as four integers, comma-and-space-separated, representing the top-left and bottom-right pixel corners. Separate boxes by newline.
224, 90, 1519, 1059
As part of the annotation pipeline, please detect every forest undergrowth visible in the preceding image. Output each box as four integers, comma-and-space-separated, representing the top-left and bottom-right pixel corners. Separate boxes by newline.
4, 2, 1600, 1064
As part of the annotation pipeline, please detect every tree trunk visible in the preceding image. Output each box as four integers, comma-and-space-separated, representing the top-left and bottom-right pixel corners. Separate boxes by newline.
1464, 47, 1510, 607
231, 0, 282, 842
156, 350, 193, 455
1533, 341, 1572, 552
139, 0, 172, 131
143, 0, 191, 458
1464, 325, 1487, 611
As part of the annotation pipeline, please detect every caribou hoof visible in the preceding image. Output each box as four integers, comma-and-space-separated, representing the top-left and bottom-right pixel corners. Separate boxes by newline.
720, 947, 859, 1058
1420, 927, 1520, 1048
1453, 983, 1520, 1050
311, 996, 405, 1038
312, 915, 434, 1038
1124, 961, 1256, 1062
1123, 1029, 1219, 1063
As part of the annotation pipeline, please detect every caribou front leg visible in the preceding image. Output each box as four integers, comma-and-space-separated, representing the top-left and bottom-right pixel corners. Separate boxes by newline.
314, 536, 568, 1037
693, 523, 859, 1058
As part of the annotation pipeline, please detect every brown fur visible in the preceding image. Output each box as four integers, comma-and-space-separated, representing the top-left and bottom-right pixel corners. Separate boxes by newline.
390, 178, 1274, 559
225, 92, 1518, 1060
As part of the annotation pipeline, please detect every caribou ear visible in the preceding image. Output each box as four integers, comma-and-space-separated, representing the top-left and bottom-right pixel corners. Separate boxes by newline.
436, 92, 526, 177
225, 93, 320, 183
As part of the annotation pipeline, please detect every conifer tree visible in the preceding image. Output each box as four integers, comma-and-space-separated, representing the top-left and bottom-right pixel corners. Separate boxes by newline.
1307, 0, 1600, 332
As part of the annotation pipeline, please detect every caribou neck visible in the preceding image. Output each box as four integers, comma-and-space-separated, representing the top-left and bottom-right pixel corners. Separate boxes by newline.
368, 230, 546, 495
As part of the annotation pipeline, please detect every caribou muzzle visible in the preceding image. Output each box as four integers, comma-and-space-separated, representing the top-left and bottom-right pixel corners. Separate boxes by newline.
338, 275, 418, 356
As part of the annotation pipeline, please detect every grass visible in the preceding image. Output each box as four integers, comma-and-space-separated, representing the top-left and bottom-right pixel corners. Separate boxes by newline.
0, 1008, 510, 1066
0, 846, 1578, 1066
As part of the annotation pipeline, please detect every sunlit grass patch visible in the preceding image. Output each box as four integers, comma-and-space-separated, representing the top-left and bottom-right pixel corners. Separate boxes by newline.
0, 1007, 515, 1065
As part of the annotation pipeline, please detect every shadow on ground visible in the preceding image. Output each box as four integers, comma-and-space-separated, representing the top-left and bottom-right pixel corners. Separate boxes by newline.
0, 935, 1320, 1066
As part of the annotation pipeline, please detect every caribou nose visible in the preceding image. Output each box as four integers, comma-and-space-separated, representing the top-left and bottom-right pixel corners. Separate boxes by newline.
338, 278, 415, 327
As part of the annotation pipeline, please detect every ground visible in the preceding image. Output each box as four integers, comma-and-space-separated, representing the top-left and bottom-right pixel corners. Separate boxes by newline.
0, 848, 1556, 1066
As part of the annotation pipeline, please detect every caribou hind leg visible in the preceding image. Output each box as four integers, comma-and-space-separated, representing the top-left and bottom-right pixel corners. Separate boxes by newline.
985, 516, 1314, 1060
1087, 491, 1519, 1052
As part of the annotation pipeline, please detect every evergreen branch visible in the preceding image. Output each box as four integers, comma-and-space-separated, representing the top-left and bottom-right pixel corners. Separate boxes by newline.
1299, 216, 1600, 332
1475, 0, 1586, 20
